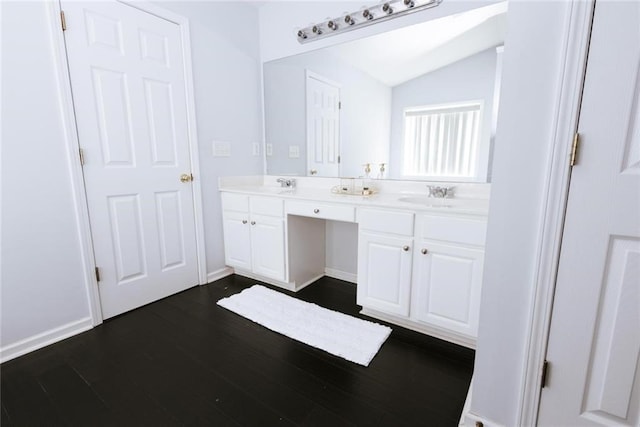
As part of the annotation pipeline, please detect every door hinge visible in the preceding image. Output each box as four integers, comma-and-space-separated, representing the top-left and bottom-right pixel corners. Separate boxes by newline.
338, 155, 341, 164
541, 360, 550, 388
95, 267, 101, 282
338, 101, 342, 109
60, 10, 67, 31
79, 148, 85, 166
570, 132, 580, 167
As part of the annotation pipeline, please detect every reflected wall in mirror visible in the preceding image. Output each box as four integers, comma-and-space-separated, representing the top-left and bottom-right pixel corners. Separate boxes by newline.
264, 1, 508, 182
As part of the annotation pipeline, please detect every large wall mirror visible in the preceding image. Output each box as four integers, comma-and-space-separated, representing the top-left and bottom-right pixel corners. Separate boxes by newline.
264, 2, 507, 182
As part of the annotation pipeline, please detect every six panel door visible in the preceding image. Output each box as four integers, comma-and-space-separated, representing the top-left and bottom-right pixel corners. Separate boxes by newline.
62, 0, 199, 318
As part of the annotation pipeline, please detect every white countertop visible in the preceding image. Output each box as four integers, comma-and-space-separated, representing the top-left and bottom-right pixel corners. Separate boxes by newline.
219, 176, 490, 216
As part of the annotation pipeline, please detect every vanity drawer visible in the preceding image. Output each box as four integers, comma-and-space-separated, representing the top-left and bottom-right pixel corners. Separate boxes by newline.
250, 196, 283, 217
285, 201, 355, 222
417, 214, 487, 246
357, 208, 414, 236
221, 192, 249, 212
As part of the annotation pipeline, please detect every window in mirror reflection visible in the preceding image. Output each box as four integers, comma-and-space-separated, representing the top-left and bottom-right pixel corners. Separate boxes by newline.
403, 101, 482, 180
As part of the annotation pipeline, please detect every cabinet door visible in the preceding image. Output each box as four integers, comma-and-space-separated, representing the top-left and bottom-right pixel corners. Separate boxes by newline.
222, 211, 252, 271
357, 231, 413, 316
250, 214, 285, 281
411, 240, 484, 337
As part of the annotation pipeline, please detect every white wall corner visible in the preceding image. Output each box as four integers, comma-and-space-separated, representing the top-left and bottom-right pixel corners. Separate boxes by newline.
206, 266, 234, 284
0, 317, 93, 364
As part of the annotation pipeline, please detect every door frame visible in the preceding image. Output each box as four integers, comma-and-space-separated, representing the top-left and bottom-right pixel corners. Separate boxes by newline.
515, 1, 595, 425
47, 0, 207, 326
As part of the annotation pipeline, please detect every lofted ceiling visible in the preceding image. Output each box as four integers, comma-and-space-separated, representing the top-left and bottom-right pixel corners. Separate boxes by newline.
329, 1, 508, 87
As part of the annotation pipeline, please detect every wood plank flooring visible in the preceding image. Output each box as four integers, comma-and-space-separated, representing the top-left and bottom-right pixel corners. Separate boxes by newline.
1, 275, 474, 426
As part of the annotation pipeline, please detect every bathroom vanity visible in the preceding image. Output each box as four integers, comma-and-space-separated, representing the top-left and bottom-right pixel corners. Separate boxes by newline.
219, 176, 489, 348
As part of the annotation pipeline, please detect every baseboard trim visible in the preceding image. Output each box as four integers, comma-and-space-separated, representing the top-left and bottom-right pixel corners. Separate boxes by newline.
324, 268, 357, 284
464, 412, 505, 427
206, 267, 234, 284
360, 307, 476, 349
0, 317, 93, 363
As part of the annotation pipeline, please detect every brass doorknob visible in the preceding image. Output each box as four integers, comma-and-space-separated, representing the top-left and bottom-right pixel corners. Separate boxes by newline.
310, 169, 318, 175
180, 173, 193, 183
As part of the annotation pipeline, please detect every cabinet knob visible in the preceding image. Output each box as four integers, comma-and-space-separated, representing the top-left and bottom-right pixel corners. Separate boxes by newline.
242, 220, 247, 224
313, 208, 320, 214
421, 248, 428, 255
250, 221, 256, 225
403, 245, 410, 252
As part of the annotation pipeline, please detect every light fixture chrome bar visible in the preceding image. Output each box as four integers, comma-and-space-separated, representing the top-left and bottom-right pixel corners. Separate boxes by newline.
296, 0, 443, 44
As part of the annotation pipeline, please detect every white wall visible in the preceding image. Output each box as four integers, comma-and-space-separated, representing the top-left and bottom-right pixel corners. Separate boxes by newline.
152, 2, 264, 277
264, 48, 391, 177
389, 48, 498, 181
469, 1, 576, 426
1, 1, 92, 356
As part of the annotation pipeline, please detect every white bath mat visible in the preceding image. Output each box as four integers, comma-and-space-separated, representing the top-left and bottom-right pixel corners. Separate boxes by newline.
217, 285, 392, 366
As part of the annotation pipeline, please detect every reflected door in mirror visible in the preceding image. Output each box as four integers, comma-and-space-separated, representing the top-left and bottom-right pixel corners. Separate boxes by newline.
306, 72, 340, 177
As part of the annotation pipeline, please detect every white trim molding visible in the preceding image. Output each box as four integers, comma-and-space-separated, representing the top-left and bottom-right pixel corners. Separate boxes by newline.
207, 267, 235, 284
324, 268, 357, 284
0, 317, 93, 364
46, 1, 103, 326
517, 1, 595, 425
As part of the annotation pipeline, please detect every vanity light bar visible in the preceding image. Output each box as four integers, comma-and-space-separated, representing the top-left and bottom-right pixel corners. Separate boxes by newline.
296, 0, 443, 44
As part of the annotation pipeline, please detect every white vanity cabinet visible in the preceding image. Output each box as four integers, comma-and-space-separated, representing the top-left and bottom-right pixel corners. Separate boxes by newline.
221, 193, 285, 281
410, 215, 487, 338
357, 208, 487, 347
219, 178, 490, 348
356, 209, 415, 316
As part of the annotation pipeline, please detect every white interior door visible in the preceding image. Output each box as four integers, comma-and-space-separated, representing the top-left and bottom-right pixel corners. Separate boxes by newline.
306, 72, 340, 177
537, 1, 640, 425
62, 1, 199, 319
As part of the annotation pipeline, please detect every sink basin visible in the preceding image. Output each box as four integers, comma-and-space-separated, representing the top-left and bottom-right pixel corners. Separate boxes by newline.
248, 186, 294, 195
397, 196, 452, 208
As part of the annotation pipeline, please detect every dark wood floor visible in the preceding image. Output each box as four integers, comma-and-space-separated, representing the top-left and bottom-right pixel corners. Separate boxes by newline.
1, 275, 474, 426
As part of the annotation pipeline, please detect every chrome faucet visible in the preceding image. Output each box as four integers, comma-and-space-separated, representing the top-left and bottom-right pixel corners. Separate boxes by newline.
427, 185, 455, 198
276, 178, 296, 188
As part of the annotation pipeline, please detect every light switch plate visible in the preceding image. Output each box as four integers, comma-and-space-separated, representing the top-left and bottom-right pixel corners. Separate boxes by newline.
213, 141, 231, 157
266, 143, 273, 157
252, 143, 261, 156
289, 145, 300, 158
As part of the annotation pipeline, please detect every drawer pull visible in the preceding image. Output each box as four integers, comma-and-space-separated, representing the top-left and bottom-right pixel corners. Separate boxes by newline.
250, 221, 256, 225
313, 208, 320, 214
403, 245, 410, 252
421, 248, 428, 255
242, 220, 247, 224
